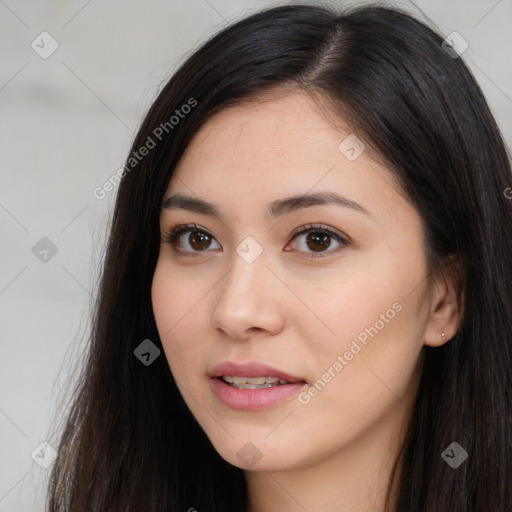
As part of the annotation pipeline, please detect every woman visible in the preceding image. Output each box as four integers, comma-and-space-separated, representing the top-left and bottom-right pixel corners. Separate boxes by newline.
47, 4, 512, 511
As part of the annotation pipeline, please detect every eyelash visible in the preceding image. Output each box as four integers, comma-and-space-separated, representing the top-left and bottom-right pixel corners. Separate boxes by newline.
163, 223, 349, 259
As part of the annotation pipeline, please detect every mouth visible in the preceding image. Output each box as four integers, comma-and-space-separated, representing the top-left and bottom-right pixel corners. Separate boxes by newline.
210, 360, 306, 383
217, 375, 300, 389
209, 361, 307, 410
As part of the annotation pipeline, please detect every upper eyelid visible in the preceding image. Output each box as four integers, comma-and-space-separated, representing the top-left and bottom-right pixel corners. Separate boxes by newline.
289, 223, 347, 240
163, 222, 346, 238
163, 223, 349, 248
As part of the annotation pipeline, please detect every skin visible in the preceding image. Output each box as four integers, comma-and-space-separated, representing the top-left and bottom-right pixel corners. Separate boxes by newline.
151, 89, 462, 512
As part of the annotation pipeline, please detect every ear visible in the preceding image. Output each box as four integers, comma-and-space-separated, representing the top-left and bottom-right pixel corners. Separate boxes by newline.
424, 259, 464, 347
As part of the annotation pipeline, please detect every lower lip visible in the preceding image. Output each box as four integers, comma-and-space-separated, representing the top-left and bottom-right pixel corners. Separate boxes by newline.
210, 377, 307, 411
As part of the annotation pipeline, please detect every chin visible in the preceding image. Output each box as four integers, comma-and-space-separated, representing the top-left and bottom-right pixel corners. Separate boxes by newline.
206, 433, 304, 471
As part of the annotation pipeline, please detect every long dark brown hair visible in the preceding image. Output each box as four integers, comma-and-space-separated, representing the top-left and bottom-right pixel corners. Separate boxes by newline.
47, 4, 512, 510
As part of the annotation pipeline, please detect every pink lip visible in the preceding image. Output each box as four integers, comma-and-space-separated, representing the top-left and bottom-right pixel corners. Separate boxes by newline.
210, 361, 305, 383
209, 361, 307, 411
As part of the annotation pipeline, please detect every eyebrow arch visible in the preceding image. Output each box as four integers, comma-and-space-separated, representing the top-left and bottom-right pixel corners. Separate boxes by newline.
161, 191, 372, 219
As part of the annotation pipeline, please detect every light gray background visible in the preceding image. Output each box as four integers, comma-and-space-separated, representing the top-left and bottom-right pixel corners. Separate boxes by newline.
1, 0, 511, 510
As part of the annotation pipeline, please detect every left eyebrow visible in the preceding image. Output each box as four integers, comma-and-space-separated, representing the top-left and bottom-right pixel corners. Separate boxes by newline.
267, 191, 372, 218
161, 191, 372, 220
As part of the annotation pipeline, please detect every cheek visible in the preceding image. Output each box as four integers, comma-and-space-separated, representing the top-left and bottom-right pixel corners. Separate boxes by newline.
296, 250, 426, 399
297, 266, 403, 352
302, 289, 415, 393
151, 262, 177, 337
151, 260, 206, 377
293, 292, 423, 458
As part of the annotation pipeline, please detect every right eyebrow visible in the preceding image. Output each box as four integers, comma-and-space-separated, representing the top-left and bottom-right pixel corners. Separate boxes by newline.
161, 191, 372, 221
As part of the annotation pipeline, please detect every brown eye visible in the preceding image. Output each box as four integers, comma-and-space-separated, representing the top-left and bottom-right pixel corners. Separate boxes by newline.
287, 224, 348, 258
305, 232, 331, 252
165, 223, 348, 258
188, 231, 213, 251
164, 224, 221, 254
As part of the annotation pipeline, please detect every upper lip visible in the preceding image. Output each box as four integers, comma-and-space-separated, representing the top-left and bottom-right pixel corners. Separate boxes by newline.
210, 361, 306, 383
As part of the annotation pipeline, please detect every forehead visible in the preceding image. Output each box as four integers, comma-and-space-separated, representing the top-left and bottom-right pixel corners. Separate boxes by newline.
171, 92, 350, 187
165, 90, 411, 223
178, 91, 344, 170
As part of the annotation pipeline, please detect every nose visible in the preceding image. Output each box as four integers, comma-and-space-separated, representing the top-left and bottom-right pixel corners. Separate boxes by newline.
209, 250, 286, 340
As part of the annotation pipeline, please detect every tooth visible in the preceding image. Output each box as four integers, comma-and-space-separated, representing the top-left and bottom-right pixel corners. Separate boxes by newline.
245, 377, 267, 385
278, 379, 288, 385
224, 376, 274, 385
265, 377, 280, 384
236, 383, 273, 389
232, 377, 266, 385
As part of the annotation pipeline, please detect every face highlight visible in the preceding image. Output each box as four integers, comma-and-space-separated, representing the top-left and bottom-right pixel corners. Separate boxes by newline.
151, 90, 433, 475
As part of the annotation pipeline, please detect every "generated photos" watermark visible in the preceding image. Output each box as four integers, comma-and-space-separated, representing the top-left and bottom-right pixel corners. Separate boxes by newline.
93, 97, 198, 200
298, 301, 403, 405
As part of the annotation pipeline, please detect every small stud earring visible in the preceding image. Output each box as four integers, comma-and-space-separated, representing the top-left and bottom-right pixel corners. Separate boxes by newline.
441, 331, 446, 342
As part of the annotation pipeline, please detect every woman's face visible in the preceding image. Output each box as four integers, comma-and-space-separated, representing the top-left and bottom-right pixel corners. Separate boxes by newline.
152, 90, 435, 472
